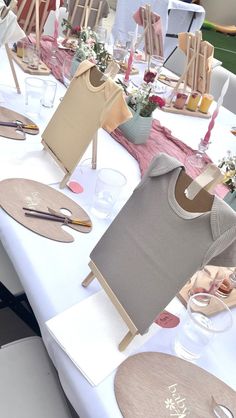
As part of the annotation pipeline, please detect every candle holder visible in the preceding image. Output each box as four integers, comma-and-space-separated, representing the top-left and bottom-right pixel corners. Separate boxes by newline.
187, 138, 210, 168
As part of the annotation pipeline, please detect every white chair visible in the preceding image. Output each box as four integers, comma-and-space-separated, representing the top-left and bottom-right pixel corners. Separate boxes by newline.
164, 47, 187, 76
0, 336, 74, 418
210, 65, 236, 114
200, 0, 236, 26
164, 46, 222, 76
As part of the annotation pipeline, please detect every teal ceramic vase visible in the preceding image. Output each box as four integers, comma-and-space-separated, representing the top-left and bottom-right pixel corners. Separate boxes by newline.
118, 105, 153, 145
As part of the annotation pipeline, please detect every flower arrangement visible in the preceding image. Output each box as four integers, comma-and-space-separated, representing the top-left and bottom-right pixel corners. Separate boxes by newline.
218, 151, 236, 192
117, 80, 165, 117
61, 19, 111, 72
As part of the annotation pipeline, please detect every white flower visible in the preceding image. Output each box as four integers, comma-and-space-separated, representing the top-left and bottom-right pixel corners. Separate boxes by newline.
165, 398, 176, 410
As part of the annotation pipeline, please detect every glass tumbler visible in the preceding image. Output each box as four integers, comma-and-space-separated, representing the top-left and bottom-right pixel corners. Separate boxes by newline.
91, 168, 127, 219
174, 293, 233, 361
24, 77, 45, 117
62, 56, 74, 88
113, 39, 128, 62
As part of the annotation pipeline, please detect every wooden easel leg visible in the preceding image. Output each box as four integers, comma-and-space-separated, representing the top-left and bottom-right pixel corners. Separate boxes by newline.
5, 44, 21, 94
35, 0, 40, 53
59, 172, 71, 189
81, 270, 95, 287
119, 330, 137, 351
91, 132, 97, 170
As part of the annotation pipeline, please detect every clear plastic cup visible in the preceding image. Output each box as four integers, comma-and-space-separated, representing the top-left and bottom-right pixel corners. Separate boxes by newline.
174, 293, 233, 361
24, 77, 45, 117
91, 168, 127, 219
42, 80, 57, 108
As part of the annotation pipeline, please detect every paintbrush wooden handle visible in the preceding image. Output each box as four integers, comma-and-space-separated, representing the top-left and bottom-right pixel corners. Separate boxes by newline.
24, 211, 91, 227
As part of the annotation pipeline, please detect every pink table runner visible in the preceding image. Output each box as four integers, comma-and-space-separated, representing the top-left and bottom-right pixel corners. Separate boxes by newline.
29, 35, 74, 83
111, 119, 228, 199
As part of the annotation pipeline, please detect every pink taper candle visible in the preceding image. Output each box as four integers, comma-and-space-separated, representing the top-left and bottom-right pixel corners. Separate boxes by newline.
203, 77, 230, 145
124, 24, 139, 83
124, 49, 134, 82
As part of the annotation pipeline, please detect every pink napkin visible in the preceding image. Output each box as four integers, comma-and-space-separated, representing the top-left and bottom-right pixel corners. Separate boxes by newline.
111, 119, 229, 199
133, 6, 164, 57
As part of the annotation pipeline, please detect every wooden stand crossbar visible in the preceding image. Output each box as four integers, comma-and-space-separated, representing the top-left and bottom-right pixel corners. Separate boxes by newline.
82, 261, 138, 351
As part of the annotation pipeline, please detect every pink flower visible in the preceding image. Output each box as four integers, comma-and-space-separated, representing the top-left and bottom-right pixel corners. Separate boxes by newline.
143, 70, 157, 84
87, 37, 96, 46
149, 95, 165, 108
71, 25, 81, 35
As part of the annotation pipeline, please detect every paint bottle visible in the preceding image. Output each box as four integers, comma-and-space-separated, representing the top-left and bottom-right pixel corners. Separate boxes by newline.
215, 268, 236, 298
186, 91, 201, 111
199, 94, 214, 114
174, 91, 188, 110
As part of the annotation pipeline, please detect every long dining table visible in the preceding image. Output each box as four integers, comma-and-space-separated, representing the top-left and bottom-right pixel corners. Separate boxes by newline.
0, 45, 236, 418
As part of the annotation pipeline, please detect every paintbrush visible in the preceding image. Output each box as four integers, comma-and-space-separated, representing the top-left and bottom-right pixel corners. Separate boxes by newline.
23, 207, 91, 227
0, 121, 38, 130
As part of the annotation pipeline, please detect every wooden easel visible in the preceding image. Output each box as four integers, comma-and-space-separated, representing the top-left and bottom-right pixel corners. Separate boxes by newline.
82, 163, 223, 351
163, 31, 214, 117
141, 4, 163, 60
17, 0, 51, 51
178, 31, 214, 94
6, 0, 51, 77
1, 0, 21, 93
66, 0, 103, 37
42, 61, 120, 188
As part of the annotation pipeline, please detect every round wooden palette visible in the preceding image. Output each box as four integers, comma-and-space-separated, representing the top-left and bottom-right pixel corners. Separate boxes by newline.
0, 179, 92, 242
114, 352, 235, 418
0, 106, 39, 140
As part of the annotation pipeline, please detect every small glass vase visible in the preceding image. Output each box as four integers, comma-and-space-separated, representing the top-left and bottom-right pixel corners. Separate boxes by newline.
187, 138, 210, 169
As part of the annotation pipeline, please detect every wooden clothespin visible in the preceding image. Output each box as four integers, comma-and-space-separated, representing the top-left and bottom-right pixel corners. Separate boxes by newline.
185, 163, 224, 200
100, 61, 120, 81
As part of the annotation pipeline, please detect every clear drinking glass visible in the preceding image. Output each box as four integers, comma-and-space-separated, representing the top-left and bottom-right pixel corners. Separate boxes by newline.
27, 44, 40, 70
174, 293, 233, 361
143, 55, 165, 93
62, 56, 74, 88
94, 26, 107, 45
42, 80, 57, 108
91, 168, 127, 219
24, 77, 45, 117
113, 39, 128, 62
186, 138, 209, 169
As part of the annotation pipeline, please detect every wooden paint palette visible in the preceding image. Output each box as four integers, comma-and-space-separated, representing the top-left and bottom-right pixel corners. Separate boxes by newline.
115, 352, 236, 418
0, 179, 92, 242
0, 106, 39, 140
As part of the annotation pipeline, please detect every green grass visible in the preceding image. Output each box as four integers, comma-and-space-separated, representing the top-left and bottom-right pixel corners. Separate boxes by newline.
201, 28, 236, 74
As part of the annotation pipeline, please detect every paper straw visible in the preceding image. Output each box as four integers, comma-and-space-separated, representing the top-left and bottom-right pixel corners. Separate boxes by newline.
203, 76, 230, 145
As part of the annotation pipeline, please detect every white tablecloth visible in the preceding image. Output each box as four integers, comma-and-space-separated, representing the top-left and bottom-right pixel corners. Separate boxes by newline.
0, 47, 236, 418
112, 0, 205, 60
